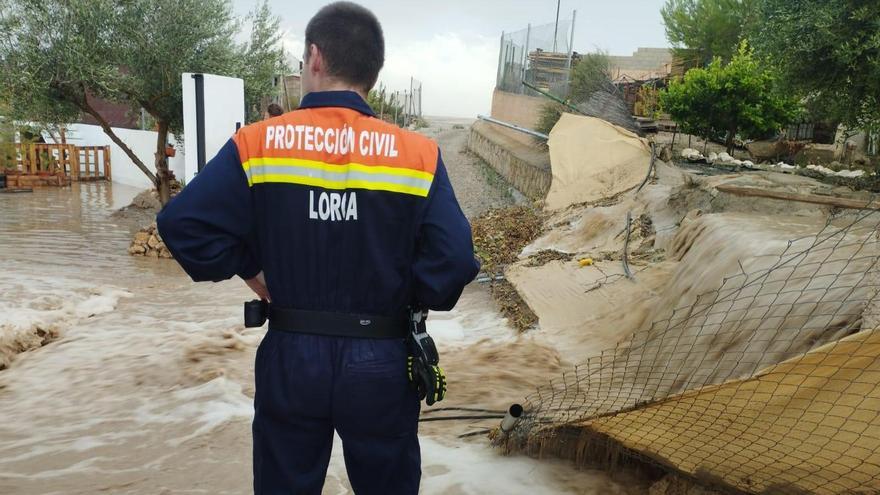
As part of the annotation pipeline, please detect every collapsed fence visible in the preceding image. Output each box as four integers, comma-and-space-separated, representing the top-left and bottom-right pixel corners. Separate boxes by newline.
502, 203, 880, 494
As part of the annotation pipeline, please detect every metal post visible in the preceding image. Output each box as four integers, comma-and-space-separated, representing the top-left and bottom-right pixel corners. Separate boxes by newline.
496, 31, 505, 87
522, 24, 531, 91
553, 0, 561, 52
192, 74, 206, 173
566, 10, 577, 71
565, 10, 577, 96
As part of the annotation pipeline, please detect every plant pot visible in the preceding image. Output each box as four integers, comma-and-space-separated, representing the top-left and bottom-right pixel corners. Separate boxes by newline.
165, 146, 176, 157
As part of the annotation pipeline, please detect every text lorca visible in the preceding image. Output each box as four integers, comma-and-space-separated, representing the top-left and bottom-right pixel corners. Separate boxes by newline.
309, 190, 358, 221
266, 124, 398, 158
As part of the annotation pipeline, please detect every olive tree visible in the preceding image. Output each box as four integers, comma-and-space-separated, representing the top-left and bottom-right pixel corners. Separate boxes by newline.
0, 0, 287, 204
660, 44, 799, 153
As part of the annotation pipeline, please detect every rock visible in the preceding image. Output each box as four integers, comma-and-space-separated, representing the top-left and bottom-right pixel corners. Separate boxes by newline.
741, 160, 756, 169
836, 169, 866, 178
133, 232, 150, 245
658, 145, 672, 162
680, 148, 704, 161
158, 248, 173, 259
147, 235, 160, 249
707, 152, 718, 162
155, 241, 166, 251
148, 249, 160, 258
717, 152, 735, 163
128, 244, 146, 255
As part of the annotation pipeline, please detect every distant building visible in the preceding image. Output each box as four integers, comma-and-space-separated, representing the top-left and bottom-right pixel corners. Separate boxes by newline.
607, 48, 673, 82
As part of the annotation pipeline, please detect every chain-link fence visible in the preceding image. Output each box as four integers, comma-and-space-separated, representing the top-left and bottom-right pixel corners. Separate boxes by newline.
502, 204, 880, 494
496, 19, 575, 99
384, 78, 422, 127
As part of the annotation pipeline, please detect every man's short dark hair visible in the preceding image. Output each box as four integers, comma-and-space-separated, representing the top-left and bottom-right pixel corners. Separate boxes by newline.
305, 2, 384, 91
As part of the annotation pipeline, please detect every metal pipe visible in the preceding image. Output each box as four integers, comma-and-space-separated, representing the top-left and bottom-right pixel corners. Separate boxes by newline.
522, 81, 585, 116
637, 142, 657, 192
623, 211, 634, 280
477, 115, 549, 140
499, 404, 524, 433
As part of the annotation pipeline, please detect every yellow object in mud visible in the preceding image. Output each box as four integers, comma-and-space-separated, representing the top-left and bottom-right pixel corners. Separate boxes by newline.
578, 258, 594, 267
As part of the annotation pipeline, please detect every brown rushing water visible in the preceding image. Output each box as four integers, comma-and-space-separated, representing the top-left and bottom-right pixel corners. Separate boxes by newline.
0, 182, 644, 494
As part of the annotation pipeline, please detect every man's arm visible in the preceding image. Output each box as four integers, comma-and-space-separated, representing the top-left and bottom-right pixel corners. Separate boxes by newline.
412, 153, 480, 311
157, 139, 261, 284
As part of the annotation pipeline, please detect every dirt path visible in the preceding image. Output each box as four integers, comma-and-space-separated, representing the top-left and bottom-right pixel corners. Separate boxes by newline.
419, 117, 514, 218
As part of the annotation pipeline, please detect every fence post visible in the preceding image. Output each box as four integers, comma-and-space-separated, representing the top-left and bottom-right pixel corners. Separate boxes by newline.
103, 146, 111, 181
29, 144, 35, 173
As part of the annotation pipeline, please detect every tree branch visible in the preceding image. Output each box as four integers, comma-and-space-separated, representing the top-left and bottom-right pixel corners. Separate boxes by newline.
77, 94, 157, 183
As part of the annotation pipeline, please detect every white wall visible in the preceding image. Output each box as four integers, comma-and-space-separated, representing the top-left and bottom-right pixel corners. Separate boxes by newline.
182, 73, 245, 184
54, 123, 186, 189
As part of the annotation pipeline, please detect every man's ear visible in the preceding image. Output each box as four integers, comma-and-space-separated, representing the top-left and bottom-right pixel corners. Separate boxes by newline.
307, 44, 322, 74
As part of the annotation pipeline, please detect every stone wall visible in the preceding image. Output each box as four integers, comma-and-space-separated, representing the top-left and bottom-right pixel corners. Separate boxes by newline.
467, 120, 551, 201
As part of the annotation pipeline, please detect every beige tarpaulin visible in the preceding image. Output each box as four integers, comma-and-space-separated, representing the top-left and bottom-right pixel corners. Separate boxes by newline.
580, 327, 880, 495
546, 113, 651, 210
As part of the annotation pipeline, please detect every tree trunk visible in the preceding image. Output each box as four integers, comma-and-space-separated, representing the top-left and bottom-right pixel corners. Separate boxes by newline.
78, 98, 157, 183
725, 124, 737, 155
155, 120, 171, 206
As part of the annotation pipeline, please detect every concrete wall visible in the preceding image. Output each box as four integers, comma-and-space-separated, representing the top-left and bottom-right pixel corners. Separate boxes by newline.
489, 89, 546, 147
608, 47, 673, 81
58, 124, 185, 189
467, 120, 551, 201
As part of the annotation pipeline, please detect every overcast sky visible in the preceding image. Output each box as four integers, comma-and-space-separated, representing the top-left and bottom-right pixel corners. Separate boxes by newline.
233, 1, 670, 117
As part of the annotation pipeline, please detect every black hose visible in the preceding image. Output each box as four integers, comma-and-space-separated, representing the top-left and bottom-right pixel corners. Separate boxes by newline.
421, 407, 506, 415
419, 415, 504, 422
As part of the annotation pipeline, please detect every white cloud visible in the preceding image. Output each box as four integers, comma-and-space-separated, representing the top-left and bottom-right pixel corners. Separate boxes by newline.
381, 32, 497, 118
280, 28, 498, 118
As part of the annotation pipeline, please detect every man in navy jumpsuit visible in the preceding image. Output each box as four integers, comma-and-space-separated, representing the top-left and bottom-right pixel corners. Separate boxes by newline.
157, 2, 479, 494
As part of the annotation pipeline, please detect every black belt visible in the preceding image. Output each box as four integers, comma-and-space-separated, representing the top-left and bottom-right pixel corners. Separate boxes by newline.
268, 305, 409, 339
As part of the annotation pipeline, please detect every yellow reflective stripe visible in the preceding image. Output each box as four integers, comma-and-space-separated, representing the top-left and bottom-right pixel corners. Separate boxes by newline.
249, 173, 431, 197
242, 156, 434, 182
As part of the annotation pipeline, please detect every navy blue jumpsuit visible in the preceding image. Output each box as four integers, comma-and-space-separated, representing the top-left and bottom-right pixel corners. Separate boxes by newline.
158, 90, 479, 494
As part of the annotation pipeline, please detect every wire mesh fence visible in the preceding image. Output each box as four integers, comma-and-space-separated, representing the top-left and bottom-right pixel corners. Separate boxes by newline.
496, 19, 575, 99
503, 204, 880, 494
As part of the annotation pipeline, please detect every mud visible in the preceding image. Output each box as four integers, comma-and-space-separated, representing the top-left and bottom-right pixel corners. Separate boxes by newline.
0, 182, 640, 491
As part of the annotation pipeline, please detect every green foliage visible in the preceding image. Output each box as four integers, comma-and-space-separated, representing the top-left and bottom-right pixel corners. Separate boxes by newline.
0, 0, 288, 186
366, 86, 406, 127
535, 103, 565, 138
0, 0, 115, 126
661, 0, 757, 66
533, 53, 611, 138
660, 44, 799, 151
750, 0, 880, 131
569, 52, 612, 103
634, 85, 662, 118
113, 0, 241, 135
239, 0, 289, 124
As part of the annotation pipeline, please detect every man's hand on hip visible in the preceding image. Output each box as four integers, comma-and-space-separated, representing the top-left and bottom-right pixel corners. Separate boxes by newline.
244, 271, 271, 302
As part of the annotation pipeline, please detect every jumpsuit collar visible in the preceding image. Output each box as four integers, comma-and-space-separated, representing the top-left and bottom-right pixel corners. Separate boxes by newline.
298, 90, 376, 117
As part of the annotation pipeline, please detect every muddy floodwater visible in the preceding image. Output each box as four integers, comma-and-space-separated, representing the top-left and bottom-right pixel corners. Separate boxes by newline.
0, 183, 643, 494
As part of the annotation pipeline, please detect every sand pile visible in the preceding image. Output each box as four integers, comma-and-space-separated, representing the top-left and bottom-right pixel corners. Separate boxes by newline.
545, 114, 653, 210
